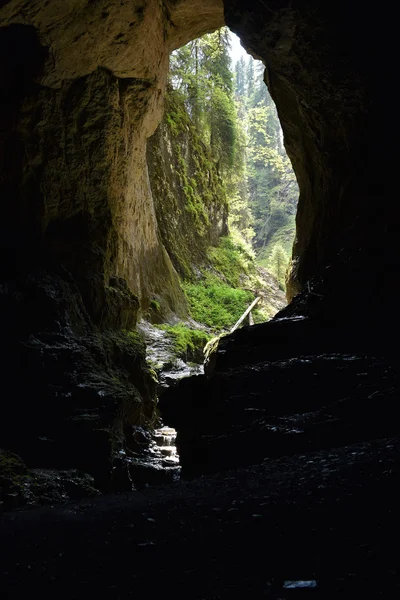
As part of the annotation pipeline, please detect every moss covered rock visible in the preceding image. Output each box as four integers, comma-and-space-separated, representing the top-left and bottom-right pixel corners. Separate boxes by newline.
147, 87, 228, 283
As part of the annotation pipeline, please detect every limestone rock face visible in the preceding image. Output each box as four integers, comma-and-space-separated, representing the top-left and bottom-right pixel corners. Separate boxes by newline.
147, 88, 228, 283
0, 0, 224, 312
0, 0, 224, 86
0, 0, 225, 487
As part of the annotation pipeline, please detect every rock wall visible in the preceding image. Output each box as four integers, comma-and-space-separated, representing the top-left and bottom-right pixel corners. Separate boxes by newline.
0, 1, 224, 488
0, 0, 225, 310
160, 1, 396, 482
224, 1, 387, 315
147, 87, 228, 284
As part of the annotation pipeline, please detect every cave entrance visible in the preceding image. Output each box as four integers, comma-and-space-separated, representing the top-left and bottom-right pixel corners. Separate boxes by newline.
0, 0, 378, 506
139, 27, 300, 483
144, 28, 299, 370
143, 26, 300, 407
166, 27, 298, 301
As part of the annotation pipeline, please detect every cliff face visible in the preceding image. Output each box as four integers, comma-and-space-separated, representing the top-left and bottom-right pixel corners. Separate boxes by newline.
0, 0, 225, 311
147, 88, 228, 284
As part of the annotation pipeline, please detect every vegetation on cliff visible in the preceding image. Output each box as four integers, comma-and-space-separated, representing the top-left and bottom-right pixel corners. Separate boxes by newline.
168, 29, 298, 286
146, 28, 293, 361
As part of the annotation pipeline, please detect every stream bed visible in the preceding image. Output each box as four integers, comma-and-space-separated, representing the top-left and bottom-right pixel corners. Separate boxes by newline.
137, 321, 204, 387
125, 321, 205, 488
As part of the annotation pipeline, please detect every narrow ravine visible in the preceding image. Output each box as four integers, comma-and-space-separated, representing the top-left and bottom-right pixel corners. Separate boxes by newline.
122, 321, 207, 488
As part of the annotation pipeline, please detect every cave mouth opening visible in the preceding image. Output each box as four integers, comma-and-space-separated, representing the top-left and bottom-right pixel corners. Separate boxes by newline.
146, 27, 301, 483
168, 27, 299, 298
140, 25, 302, 453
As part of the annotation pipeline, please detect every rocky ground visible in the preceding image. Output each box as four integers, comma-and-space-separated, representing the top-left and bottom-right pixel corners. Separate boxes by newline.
1, 434, 399, 598
2, 316, 399, 598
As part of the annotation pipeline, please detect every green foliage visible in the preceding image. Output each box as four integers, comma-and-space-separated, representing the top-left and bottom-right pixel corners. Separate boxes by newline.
258, 220, 296, 259
181, 235, 255, 330
209, 85, 237, 171
170, 27, 239, 178
183, 276, 253, 330
208, 235, 252, 287
265, 243, 289, 288
150, 87, 228, 280
233, 54, 298, 264
163, 31, 298, 331
120, 330, 148, 362
157, 324, 211, 360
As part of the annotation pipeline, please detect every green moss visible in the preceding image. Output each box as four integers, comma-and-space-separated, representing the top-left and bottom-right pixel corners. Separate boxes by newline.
179, 234, 261, 331
157, 323, 212, 361
252, 305, 272, 323
0, 449, 29, 505
0, 450, 27, 481
148, 89, 283, 333
118, 330, 147, 361
150, 299, 161, 312
147, 87, 228, 283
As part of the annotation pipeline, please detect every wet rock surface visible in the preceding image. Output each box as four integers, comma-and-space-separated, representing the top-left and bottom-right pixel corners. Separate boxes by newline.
116, 320, 208, 489
161, 317, 400, 477
117, 425, 181, 488
137, 321, 204, 390
1, 435, 399, 598
0, 449, 100, 511
0, 269, 158, 493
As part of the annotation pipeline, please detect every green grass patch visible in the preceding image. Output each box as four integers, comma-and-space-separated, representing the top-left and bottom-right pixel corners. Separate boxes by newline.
181, 235, 258, 331
182, 275, 253, 331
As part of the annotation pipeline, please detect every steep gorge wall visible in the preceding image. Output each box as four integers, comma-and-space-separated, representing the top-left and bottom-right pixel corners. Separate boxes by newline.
147, 88, 228, 285
0, 0, 225, 309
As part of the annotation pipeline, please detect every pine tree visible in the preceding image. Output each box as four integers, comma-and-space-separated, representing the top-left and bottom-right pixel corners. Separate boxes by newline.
170, 28, 237, 174
246, 57, 255, 100
234, 56, 246, 98
268, 244, 289, 287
